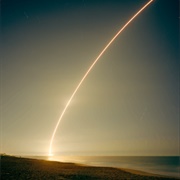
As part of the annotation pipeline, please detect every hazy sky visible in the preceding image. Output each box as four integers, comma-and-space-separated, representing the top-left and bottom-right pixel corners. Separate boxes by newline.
1, 0, 179, 156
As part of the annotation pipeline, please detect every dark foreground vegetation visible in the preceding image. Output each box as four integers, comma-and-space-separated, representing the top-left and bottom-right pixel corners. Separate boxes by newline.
1, 155, 178, 180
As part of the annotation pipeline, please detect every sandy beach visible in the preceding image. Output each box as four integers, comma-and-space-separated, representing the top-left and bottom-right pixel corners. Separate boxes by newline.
1, 155, 178, 180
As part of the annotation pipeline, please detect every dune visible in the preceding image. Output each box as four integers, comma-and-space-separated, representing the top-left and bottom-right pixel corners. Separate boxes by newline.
1, 155, 178, 180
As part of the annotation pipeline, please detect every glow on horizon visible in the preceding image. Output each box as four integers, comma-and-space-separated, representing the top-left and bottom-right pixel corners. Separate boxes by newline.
49, 0, 154, 156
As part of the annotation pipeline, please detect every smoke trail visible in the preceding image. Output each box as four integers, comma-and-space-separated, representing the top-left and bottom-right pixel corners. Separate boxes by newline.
49, 0, 154, 156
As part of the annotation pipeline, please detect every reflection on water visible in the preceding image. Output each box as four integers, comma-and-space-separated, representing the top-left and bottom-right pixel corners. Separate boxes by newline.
28, 156, 180, 178
47, 156, 54, 161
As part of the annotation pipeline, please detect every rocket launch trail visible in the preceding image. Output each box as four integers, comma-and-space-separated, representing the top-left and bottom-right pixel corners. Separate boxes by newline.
49, 0, 154, 156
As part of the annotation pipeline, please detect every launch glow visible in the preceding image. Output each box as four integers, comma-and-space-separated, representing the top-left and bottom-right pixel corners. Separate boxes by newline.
49, 0, 154, 156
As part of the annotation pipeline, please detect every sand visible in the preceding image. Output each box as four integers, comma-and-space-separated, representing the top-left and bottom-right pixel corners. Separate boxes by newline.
1, 155, 178, 180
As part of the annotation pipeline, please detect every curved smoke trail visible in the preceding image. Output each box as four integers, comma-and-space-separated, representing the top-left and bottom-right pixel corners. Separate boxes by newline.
49, 0, 154, 156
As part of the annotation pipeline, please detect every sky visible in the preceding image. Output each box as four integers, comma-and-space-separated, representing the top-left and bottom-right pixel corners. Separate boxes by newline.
1, 0, 179, 156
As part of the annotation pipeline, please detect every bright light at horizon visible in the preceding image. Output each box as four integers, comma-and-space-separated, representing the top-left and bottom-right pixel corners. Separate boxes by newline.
48, 153, 54, 157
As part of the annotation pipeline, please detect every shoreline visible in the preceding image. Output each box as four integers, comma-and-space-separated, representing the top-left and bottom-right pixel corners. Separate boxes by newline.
1, 155, 179, 179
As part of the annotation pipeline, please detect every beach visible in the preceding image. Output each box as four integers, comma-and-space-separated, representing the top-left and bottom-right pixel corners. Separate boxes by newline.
1, 155, 178, 180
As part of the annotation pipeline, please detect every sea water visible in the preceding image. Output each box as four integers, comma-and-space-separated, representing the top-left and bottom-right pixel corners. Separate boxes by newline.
29, 156, 180, 178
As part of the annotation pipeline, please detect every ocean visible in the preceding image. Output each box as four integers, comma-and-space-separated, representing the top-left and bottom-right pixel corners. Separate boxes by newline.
28, 156, 180, 178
